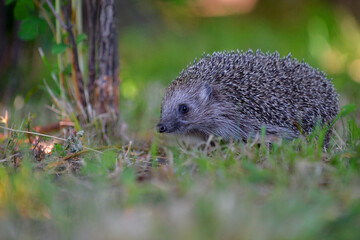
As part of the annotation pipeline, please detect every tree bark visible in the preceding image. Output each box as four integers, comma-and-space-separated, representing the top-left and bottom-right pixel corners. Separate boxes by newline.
88, 0, 120, 122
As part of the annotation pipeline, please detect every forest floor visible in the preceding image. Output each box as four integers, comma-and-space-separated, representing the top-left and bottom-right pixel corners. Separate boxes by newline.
0, 106, 360, 240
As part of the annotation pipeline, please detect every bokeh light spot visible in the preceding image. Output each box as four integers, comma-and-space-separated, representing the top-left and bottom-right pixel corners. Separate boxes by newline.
14, 95, 24, 110
348, 59, 360, 83
121, 81, 138, 99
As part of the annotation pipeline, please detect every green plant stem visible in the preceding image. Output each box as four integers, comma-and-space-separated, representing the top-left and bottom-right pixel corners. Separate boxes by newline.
55, 0, 65, 110
75, 0, 85, 76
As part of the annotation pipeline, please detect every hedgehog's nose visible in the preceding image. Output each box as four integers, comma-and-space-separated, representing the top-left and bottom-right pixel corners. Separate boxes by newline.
157, 123, 167, 133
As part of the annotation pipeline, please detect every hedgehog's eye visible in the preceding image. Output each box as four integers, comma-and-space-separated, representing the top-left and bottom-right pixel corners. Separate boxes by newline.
179, 104, 189, 114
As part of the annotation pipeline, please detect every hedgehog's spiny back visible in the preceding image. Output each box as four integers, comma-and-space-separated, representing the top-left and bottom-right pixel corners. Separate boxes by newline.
163, 49, 339, 143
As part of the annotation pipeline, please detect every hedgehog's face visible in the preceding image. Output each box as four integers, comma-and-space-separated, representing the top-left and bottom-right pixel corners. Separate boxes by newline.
157, 82, 216, 137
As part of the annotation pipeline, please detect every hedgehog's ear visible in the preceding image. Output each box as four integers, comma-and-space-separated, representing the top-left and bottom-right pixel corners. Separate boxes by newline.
200, 83, 213, 102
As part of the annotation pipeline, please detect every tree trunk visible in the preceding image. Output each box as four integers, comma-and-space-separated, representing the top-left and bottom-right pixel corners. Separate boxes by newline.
88, 0, 120, 123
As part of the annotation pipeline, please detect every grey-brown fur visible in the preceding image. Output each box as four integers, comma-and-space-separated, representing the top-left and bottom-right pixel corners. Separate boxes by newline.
157, 49, 339, 145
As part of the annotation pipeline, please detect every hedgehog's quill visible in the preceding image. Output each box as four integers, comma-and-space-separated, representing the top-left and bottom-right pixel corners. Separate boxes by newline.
157, 50, 339, 146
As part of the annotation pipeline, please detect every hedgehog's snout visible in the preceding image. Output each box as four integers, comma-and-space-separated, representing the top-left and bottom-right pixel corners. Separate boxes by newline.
157, 123, 167, 133
157, 119, 182, 133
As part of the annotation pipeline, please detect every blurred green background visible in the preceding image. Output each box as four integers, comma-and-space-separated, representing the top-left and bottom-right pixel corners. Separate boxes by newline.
1, 0, 360, 135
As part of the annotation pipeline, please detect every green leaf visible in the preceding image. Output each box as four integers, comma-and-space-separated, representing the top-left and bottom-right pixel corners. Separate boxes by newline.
329, 103, 357, 129
18, 17, 39, 40
51, 43, 68, 55
64, 63, 72, 75
23, 0, 35, 10
18, 16, 48, 41
38, 18, 47, 34
14, 1, 30, 20
338, 103, 357, 118
5, 0, 16, 5
76, 33, 87, 44
14, 0, 35, 19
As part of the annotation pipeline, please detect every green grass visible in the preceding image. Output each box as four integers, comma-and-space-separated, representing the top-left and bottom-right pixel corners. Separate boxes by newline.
0, 117, 360, 239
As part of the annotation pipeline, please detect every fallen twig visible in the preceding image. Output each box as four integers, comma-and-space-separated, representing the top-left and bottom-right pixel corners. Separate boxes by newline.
46, 145, 120, 170
34, 120, 75, 133
0, 126, 102, 154
45, 0, 69, 30
0, 153, 21, 163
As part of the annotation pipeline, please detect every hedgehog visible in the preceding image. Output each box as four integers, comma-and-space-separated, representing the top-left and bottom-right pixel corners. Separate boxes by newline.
157, 50, 339, 146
